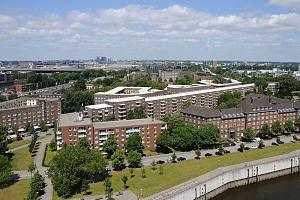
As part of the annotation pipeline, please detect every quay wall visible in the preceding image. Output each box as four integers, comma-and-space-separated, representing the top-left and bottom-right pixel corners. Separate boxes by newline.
143, 150, 300, 200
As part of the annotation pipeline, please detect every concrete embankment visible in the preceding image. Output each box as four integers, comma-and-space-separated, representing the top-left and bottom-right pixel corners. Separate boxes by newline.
143, 150, 300, 200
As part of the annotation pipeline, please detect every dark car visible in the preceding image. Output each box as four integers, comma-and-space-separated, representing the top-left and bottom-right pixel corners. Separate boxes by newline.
272, 142, 279, 146
224, 150, 230, 154
244, 147, 250, 151
205, 153, 213, 157
177, 157, 186, 161
215, 151, 224, 156
156, 160, 165, 164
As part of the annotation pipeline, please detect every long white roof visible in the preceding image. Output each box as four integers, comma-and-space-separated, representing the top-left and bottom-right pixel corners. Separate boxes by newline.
145, 84, 255, 102
85, 104, 112, 109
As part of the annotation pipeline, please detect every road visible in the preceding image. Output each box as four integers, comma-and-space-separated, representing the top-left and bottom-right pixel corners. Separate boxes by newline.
141, 135, 294, 166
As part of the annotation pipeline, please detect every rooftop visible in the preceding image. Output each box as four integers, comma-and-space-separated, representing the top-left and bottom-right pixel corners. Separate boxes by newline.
85, 104, 112, 109
58, 112, 92, 127
93, 118, 165, 129
105, 96, 145, 103
146, 84, 255, 101
95, 86, 152, 95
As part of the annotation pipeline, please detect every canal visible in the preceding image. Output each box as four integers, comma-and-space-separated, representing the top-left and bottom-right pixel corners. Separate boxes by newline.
212, 173, 300, 200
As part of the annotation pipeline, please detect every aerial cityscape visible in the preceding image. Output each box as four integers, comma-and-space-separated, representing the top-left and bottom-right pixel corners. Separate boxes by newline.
1, 1, 300, 200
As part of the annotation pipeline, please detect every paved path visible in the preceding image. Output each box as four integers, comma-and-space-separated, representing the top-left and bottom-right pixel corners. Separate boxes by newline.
13, 170, 31, 180
141, 135, 294, 166
34, 135, 54, 200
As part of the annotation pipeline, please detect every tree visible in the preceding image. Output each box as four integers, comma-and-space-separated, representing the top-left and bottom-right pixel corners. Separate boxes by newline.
78, 137, 90, 151
0, 155, 13, 186
272, 120, 282, 136
111, 149, 125, 171
195, 149, 201, 159
182, 100, 192, 109
49, 139, 57, 151
28, 134, 38, 154
103, 135, 117, 159
73, 78, 86, 91
127, 106, 145, 119
104, 177, 113, 200
194, 124, 221, 148
28, 161, 36, 177
260, 124, 271, 139
217, 92, 242, 109
127, 150, 142, 168
162, 113, 183, 133
141, 167, 146, 178
81, 179, 89, 195
8, 93, 18, 100
242, 128, 256, 141
0, 125, 8, 154
172, 126, 194, 151
171, 152, 177, 163
48, 143, 107, 198
0, 95, 7, 102
217, 146, 225, 155
63, 91, 94, 113
27, 171, 45, 200
129, 168, 134, 178
158, 165, 163, 175
294, 118, 300, 132
239, 143, 245, 152
121, 176, 128, 189
151, 160, 156, 171
284, 120, 294, 134
39, 121, 48, 132
255, 78, 268, 94
156, 130, 172, 153
125, 133, 143, 154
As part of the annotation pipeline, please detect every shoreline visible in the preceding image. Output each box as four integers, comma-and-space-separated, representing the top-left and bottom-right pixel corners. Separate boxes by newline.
142, 149, 300, 200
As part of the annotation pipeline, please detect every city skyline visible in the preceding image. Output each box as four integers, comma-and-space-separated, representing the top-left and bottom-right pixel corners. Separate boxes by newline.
0, 0, 300, 61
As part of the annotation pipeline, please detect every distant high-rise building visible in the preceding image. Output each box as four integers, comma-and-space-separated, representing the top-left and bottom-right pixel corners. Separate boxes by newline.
212, 59, 218, 68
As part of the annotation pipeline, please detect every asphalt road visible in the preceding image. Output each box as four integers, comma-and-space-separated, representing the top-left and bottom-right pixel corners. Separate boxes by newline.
141, 135, 294, 166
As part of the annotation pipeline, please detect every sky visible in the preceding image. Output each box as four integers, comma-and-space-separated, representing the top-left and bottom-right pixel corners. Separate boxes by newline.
0, 0, 300, 61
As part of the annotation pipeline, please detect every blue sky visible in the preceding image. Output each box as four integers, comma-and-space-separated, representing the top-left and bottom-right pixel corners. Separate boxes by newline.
0, 0, 300, 61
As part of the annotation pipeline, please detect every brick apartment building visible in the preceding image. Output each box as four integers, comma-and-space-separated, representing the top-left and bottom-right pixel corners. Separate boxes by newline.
57, 112, 166, 150
181, 93, 300, 139
0, 97, 61, 129
0, 72, 14, 84
90, 84, 255, 121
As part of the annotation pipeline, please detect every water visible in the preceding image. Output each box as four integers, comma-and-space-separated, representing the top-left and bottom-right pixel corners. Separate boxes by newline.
212, 174, 300, 200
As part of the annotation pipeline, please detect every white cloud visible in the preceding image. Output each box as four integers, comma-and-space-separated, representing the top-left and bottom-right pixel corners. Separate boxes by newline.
0, 4, 299, 61
268, 0, 300, 9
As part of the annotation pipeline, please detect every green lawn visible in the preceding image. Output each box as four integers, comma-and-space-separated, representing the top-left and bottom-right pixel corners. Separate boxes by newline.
8, 135, 49, 150
8, 138, 31, 150
0, 179, 31, 200
52, 142, 300, 199
44, 145, 57, 167
11, 147, 33, 171
143, 150, 162, 157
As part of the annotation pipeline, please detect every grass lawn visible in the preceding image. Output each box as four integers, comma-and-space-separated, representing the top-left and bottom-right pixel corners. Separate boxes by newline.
8, 138, 31, 150
44, 145, 57, 167
52, 142, 300, 200
0, 179, 31, 200
8, 135, 49, 150
11, 147, 33, 171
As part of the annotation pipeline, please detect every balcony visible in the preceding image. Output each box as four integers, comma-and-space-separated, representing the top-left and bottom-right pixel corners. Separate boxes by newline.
78, 133, 86, 138
126, 128, 140, 134
78, 129, 87, 133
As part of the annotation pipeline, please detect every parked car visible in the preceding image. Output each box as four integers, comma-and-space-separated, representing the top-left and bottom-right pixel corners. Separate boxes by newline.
244, 147, 250, 151
250, 145, 258, 149
205, 153, 213, 157
156, 160, 165, 164
215, 151, 224, 156
177, 157, 186, 161
224, 150, 230, 154
272, 142, 279, 146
